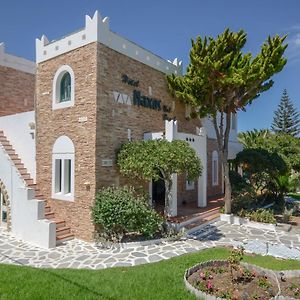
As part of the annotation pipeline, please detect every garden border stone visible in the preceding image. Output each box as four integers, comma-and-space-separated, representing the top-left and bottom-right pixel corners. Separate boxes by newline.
220, 213, 277, 231
183, 260, 300, 299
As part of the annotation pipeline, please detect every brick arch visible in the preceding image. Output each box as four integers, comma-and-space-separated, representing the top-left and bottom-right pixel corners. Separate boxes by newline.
0, 180, 10, 230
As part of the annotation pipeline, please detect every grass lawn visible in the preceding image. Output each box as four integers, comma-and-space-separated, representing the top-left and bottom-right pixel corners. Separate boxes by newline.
289, 193, 300, 200
1, 247, 300, 300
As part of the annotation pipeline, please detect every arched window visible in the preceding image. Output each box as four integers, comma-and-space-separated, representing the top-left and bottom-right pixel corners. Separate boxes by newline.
52, 136, 75, 201
52, 65, 75, 109
212, 150, 219, 186
60, 72, 71, 102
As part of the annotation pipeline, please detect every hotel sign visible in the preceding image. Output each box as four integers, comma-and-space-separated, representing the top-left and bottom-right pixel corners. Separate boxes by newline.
112, 74, 174, 120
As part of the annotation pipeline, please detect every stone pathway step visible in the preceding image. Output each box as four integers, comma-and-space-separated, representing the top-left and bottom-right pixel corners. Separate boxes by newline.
56, 233, 75, 244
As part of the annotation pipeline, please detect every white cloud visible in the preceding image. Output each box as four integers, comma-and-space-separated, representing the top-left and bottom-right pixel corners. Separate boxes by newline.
285, 25, 300, 65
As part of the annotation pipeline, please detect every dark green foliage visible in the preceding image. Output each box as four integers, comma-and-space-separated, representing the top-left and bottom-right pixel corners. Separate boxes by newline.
229, 170, 252, 194
92, 186, 163, 241
238, 130, 300, 173
271, 89, 300, 136
235, 148, 288, 193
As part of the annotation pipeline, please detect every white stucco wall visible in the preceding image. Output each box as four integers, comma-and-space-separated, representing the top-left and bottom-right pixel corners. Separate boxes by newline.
0, 144, 56, 248
203, 113, 238, 142
0, 111, 36, 181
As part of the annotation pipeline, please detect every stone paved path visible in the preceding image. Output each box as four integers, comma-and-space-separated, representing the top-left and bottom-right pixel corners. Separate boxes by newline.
2, 221, 300, 269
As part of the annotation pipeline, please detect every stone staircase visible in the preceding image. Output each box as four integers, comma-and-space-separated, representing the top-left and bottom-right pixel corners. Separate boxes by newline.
0, 130, 74, 244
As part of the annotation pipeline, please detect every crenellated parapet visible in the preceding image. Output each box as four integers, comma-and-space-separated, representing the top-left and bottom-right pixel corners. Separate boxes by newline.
36, 11, 182, 75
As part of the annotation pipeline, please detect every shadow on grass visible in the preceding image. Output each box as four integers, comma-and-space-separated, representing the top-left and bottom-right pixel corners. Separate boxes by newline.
1, 253, 116, 300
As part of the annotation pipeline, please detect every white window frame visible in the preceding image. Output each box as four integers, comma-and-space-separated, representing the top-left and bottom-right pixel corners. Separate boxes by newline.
52, 65, 75, 110
186, 178, 195, 190
212, 150, 219, 186
52, 136, 75, 201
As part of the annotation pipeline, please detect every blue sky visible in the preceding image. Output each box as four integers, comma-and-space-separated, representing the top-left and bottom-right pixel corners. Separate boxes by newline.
1, 0, 300, 133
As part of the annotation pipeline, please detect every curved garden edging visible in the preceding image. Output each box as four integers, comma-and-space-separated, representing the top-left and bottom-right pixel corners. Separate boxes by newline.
184, 260, 300, 300
220, 213, 277, 231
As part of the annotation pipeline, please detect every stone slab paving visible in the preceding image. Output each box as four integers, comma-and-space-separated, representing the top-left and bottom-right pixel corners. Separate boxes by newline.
2, 221, 300, 270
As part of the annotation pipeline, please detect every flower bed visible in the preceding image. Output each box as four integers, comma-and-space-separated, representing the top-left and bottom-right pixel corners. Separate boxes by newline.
185, 259, 300, 299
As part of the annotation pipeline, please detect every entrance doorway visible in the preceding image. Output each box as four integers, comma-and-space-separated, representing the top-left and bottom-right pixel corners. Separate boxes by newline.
0, 188, 7, 227
152, 178, 165, 212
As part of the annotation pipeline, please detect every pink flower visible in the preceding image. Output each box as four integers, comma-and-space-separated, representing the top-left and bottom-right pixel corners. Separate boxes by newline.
200, 272, 205, 279
207, 280, 213, 290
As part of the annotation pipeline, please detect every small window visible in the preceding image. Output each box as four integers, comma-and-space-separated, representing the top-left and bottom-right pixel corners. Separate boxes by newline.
52, 136, 75, 201
60, 73, 71, 102
212, 150, 219, 186
186, 179, 195, 191
52, 65, 75, 110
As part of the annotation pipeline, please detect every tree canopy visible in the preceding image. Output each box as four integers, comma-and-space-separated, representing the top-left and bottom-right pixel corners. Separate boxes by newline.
238, 130, 300, 173
167, 28, 287, 214
117, 139, 202, 216
271, 89, 300, 136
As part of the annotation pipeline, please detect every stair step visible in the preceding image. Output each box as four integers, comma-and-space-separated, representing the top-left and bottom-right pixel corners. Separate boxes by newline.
56, 226, 71, 236
45, 206, 51, 213
56, 233, 74, 243
5, 149, 15, 155
0, 141, 10, 146
9, 154, 19, 159
24, 178, 34, 185
204, 212, 220, 221
21, 173, 31, 180
45, 212, 55, 219
28, 183, 37, 188
55, 220, 66, 229
12, 158, 22, 164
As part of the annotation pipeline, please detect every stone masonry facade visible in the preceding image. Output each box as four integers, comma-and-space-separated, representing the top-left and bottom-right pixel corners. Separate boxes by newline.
36, 41, 223, 242
0, 65, 35, 116
36, 43, 98, 241
95, 43, 199, 202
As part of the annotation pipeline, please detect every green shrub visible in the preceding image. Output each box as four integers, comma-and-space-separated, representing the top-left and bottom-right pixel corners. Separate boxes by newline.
92, 186, 163, 241
231, 192, 256, 214
229, 170, 251, 194
244, 208, 276, 224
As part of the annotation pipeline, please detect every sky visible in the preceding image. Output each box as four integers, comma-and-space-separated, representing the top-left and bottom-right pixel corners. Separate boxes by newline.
1, 0, 300, 133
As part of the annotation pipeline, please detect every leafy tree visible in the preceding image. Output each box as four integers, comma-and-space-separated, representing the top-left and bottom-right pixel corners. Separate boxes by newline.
117, 139, 202, 216
271, 89, 300, 136
167, 29, 287, 213
238, 130, 300, 173
238, 129, 271, 148
235, 148, 288, 194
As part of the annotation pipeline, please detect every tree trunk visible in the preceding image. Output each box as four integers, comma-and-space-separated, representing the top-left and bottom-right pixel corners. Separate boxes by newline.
222, 158, 232, 214
164, 179, 172, 217
212, 111, 233, 214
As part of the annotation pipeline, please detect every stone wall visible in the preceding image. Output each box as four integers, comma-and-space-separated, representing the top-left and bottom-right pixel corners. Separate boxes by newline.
35, 41, 222, 242
35, 43, 98, 241
95, 43, 201, 202
0, 65, 35, 117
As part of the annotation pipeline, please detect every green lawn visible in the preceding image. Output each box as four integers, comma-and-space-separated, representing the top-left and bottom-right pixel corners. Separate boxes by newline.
289, 193, 300, 200
0, 247, 300, 300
